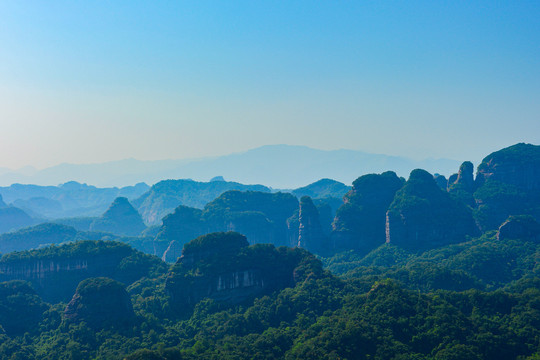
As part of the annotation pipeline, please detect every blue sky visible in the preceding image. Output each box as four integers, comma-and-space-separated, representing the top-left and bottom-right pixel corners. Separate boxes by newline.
0, 1, 539, 168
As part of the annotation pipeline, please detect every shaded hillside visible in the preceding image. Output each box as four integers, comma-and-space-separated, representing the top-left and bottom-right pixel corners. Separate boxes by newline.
386, 169, 478, 251
90, 197, 146, 236
0, 228, 538, 359
0, 206, 36, 234
155, 191, 299, 261
0, 145, 461, 188
0, 280, 48, 336
132, 179, 270, 225
165, 232, 322, 310
0, 181, 149, 219
0, 240, 167, 302
473, 143, 540, 231
0, 222, 122, 254
332, 171, 404, 254
292, 178, 351, 199
0, 223, 77, 254
64, 277, 135, 329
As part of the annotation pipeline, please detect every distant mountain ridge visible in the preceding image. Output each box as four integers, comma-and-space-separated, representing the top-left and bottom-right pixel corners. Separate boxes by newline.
0, 145, 462, 188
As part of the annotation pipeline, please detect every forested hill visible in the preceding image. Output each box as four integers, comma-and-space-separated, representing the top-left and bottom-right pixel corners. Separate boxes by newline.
0, 143, 539, 359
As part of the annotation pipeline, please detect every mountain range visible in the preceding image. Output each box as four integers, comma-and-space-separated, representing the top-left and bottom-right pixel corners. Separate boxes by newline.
0, 145, 462, 188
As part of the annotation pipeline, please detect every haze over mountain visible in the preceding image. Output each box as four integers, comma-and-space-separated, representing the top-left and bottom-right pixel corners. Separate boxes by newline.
0, 145, 462, 189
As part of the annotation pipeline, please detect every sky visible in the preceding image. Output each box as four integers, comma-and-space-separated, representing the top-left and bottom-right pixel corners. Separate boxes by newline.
0, 1, 539, 169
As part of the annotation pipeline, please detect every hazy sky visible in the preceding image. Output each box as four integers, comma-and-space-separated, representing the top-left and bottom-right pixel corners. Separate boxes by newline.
1, 1, 539, 169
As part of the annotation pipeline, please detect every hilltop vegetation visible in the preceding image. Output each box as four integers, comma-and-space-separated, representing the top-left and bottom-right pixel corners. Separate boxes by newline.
0, 229, 538, 359
0, 143, 539, 359
132, 179, 271, 225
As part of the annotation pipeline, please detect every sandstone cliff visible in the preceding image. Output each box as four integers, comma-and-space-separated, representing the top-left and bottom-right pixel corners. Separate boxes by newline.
165, 232, 322, 310
476, 143, 540, 191
332, 171, 404, 254
153, 191, 299, 260
448, 161, 476, 207
0, 240, 166, 302
497, 215, 540, 243
297, 196, 327, 254
386, 169, 478, 251
132, 179, 271, 225
473, 143, 540, 231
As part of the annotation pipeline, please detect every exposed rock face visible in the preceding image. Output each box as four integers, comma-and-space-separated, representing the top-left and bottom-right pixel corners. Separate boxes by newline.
204, 191, 299, 246
161, 240, 183, 263
332, 172, 404, 254
153, 191, 299, 259
0, 206, 35, 234
0, 240, 165, 302
165, 232, 322, 309
90, 197, 146, 236
448, 173, 458, 188
64, 277, 134, 329
497, 215, 540, 242
132, 179, 271, 225
455, 161, 475, 191
297, 196, 327, 254
154, 206, 204, 258
448, 161, 476, 206
473, 144, 540, 231
313, 199, 338, 236
286, 211, 299, 248
476, 143, 540, 191
386, 169, 478, 251
0, 223, 78, 254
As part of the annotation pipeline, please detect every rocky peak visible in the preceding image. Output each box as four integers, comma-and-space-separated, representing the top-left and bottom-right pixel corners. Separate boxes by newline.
90, 197, 146, 236
476, 143, 540, 191
433, 174, 448, 190
448, 161, 476, 206
447, 173, 458, 188
455, 161, 475, 191
64, 277, 134, 329
386, 169, 478, 251
297, 196, 326, 254
332, 171, 404, 254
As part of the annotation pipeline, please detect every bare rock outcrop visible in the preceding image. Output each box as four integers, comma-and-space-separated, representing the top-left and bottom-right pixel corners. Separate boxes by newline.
297, 196, 327, 254
386, 169, 478, 251
332, 171, 404, 254
497, 215, 540, 242
165, 232, 322, 310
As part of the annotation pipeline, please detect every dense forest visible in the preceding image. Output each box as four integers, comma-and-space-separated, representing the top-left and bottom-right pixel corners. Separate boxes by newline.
0, 143, 539, 359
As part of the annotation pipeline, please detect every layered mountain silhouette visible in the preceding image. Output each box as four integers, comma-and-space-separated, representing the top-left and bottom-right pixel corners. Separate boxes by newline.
0, 145, 461, 188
